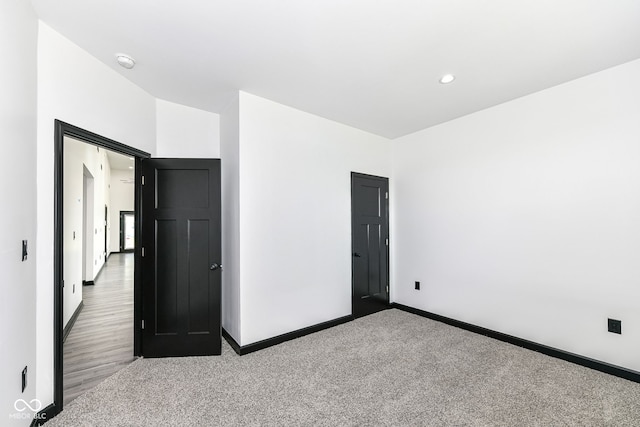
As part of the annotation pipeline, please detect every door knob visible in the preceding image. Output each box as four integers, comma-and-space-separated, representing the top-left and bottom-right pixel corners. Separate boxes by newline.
353, 252, 362, 258
210, 263, 222, 271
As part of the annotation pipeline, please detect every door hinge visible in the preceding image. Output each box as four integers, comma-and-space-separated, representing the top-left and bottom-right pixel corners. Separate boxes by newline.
386, 285, 389, 293
385, 238, 389, 246
142, 175, 145, 186
385, 191, 389, 199
141, 320, 145, 330
142, 247, 145, 257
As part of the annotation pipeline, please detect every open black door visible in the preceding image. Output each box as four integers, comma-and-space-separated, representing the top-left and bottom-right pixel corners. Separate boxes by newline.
141, 158, 222, 357
351, 173, 390, 318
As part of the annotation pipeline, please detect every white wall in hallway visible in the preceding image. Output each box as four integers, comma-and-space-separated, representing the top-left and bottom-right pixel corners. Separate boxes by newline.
237, 92, 392, 345
0, 1, 38, 425
156, 99, 220, 158
62, 137, 112, 328
103, 155, 111, 266
392, 58, 640, 372
36, 22, 157, 407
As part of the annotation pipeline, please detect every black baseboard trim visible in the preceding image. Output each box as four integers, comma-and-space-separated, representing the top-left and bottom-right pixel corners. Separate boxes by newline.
81, 260, 107, 287
221, 328, 242, 354
62, 301, 84, 343
30, 402, 58, 426
223, 315, 354, 356
93, 259, 106, 282
391, 302, 640, 384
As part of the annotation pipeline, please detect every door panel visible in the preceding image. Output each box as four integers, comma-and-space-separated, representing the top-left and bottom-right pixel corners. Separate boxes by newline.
156, 219, 178, 334
187, 219, 211, 333
142, 159, 221, 357
351, 173, 389, 318
367, 224, 383, 297
157, 169, 209, 208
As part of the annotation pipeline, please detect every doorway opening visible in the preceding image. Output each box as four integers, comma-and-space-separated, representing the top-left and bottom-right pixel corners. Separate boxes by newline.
81, 165, 94, 285
120, 211, 135, 252
54, 120, 150, 413
104, 205, 108, 260
351, 172, 390, 318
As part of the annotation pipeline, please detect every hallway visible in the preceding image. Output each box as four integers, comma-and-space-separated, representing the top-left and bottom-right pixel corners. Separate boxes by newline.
63, 253, 135, 405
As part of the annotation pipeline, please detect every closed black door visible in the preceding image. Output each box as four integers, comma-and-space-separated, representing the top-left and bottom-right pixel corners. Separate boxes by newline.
141, 159, 221, 357
351, 173, 389, 318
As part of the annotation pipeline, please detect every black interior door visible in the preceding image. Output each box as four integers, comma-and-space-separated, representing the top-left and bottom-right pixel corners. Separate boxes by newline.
141, 158, 221, 357
351, 173, 389, 318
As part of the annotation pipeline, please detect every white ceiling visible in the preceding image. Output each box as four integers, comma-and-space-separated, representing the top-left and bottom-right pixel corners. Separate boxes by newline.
106, 150, 134, 171
31, 1, 640, 139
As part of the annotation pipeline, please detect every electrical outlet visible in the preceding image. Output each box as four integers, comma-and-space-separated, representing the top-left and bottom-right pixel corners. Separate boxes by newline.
415, 281, 420, 290
608, 318, 622, 334
22, 366, 27, 393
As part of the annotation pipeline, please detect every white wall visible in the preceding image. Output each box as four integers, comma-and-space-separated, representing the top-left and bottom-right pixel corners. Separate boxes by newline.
36, 22, 157, 407
392, 58, 640, 372
62, 138, 84, 328
220, 95, 241, 342
63, 137, 112, 327
104, 153, 112, 261
237, 92, 392, 345
156, 99, 220, 158
109, 170, 135, 254
0, 1, 38, 425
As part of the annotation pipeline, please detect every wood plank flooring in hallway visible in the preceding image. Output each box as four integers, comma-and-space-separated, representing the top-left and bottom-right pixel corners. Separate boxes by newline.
63, 253, 135, 405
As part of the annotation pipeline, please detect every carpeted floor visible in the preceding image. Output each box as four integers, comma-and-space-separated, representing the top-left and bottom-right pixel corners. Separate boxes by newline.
45, 309, 640, 426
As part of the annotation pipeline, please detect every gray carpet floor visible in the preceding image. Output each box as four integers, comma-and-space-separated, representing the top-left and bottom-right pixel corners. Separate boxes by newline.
45, 309, 640, 426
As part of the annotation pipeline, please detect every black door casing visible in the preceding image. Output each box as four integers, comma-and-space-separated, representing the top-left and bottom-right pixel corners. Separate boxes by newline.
141, 158, 222, 357
351, 173, 390, 318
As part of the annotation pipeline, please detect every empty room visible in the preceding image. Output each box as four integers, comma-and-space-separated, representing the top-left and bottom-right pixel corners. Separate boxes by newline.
3, 1, 640, 426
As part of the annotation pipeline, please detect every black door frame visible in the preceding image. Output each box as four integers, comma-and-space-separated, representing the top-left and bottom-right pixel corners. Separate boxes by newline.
119, 210, 135, 252
53, 120, 150, 416
350, 172, 390, 317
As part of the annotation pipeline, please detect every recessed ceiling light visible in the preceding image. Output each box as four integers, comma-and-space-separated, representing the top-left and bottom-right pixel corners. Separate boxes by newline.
116, 54, 136, 70
439, 74, 455, 84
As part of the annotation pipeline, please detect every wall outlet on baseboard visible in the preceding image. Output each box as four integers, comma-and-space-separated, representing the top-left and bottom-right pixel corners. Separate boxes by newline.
608, 318, 622, 334
415, 281, 420, 290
